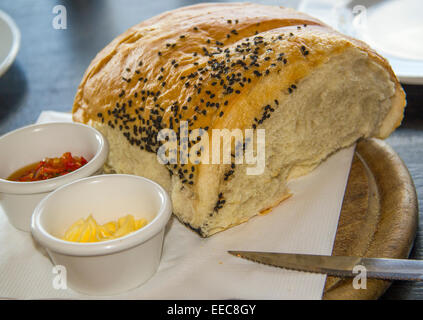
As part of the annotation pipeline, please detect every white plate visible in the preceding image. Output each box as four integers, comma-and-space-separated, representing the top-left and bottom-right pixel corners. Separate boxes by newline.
297, 0, 423, 84
354, 0, 423, 84
0, 10, 20, 77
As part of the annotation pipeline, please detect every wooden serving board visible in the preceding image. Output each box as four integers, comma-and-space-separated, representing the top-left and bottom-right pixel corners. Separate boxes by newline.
322, 138, 418, 300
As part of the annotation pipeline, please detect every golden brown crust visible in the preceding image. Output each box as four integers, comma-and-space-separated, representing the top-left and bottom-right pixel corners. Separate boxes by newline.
73, 3, 325, 123
72, 2, 405, 186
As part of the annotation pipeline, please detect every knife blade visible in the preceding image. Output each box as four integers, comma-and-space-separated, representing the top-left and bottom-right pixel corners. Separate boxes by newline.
228, 251, 423, 281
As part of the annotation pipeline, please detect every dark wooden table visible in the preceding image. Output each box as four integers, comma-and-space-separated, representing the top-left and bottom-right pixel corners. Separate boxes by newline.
0, 0, 421, 300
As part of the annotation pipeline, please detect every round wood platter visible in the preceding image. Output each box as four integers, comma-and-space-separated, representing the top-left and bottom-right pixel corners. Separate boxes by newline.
322, 138, 418, 300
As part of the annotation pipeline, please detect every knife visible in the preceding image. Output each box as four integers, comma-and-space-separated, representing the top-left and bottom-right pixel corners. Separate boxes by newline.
228, 251, 423, 281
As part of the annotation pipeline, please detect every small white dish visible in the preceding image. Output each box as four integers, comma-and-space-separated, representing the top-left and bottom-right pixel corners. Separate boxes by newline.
0, 10, 20, 77
31, 174, 172, 296
0, 122, 108, 231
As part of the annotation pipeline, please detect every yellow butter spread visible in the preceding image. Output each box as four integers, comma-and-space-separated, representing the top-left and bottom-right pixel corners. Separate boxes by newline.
63, 214, 148, 242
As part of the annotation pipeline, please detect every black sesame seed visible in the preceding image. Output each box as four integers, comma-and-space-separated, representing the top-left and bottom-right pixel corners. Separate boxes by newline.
253, 70, 262, 77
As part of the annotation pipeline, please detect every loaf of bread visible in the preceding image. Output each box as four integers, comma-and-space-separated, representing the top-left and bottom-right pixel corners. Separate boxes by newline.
72, 3, 405, 237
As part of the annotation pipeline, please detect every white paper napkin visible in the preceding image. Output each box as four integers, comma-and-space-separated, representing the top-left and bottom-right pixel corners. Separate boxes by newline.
0, 111, 355, 299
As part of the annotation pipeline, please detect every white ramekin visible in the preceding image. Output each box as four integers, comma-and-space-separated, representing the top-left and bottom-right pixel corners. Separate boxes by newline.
31, 174, 172, 296
0, 10, 20, 77
0, 122, 109, 231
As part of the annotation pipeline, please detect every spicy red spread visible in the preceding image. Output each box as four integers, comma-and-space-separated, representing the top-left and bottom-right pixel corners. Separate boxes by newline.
7, 152, 88, 182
